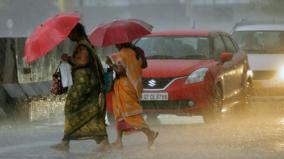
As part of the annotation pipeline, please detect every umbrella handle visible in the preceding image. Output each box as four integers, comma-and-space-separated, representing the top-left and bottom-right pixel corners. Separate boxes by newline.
54, 61, 62, 74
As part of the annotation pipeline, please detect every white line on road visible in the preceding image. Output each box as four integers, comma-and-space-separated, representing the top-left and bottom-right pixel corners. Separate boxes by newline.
157, 114, 204, 124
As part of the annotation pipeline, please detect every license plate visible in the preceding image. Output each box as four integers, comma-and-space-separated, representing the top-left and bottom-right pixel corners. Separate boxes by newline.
141, 92, 168, 101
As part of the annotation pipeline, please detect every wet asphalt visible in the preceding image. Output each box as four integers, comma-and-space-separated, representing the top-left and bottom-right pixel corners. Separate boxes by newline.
0, 97, 284, 159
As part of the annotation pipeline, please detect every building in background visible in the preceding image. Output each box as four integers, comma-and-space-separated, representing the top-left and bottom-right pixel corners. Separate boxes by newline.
1, 0, 284, 88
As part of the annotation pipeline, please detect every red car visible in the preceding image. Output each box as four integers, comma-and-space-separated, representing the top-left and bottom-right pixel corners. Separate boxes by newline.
107, 30, 250, 122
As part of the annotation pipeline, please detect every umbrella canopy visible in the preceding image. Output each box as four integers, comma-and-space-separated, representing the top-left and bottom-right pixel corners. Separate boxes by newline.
24, 12, 80, 64
127, 19, 153, 32
89, 19, 153, 47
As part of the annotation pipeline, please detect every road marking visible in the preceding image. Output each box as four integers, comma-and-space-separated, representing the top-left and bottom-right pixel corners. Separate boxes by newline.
157, 114, 204, 124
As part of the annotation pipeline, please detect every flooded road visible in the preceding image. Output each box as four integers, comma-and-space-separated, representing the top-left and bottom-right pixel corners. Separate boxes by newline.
0, 98, 284, 159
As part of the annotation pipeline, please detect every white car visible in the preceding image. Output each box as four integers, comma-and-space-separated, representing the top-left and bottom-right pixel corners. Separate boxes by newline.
232, 23, 284, 88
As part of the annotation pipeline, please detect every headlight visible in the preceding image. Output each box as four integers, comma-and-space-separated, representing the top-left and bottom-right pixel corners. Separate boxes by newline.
185, 68, 208, 84
277, 65, 284, 80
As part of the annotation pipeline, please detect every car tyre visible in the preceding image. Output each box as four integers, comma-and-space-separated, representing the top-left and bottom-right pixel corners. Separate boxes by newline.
202, 85, 223, 123
235, 80, 251, 117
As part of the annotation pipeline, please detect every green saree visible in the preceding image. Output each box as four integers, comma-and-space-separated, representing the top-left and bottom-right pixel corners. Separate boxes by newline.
63, 41, 107, 144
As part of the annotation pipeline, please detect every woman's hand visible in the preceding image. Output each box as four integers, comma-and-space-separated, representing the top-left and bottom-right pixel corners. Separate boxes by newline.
61, 53, 71, 62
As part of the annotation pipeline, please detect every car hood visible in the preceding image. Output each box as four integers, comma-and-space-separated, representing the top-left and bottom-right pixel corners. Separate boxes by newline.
142, 59, 212, 78
247, 54, 284, 71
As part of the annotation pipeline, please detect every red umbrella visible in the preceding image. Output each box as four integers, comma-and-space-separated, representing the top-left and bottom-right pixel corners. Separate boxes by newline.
127, 19, 153, 32
24, 12, 80, 64
89, 19, 153, 47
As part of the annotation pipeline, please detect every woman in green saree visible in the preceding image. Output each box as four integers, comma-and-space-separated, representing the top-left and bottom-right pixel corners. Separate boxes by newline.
51, 23, 110, 152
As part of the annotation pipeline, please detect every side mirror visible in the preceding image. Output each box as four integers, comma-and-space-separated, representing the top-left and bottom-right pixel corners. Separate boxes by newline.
220, 52, 233, 63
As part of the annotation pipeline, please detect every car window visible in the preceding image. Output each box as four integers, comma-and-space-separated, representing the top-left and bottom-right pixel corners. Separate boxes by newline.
213, 35, 226, 59
136, 36, 210, 59
232, 31, 284, 53
222, 35, 237, 53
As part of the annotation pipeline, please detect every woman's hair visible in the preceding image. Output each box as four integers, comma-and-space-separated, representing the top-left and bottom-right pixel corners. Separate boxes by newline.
72, 23, 104, 85
116, 42, 147, 68
72, 23, 93, 45
116, 42, 131, 50
116, 43, 145, 61
120, 43, 131, 48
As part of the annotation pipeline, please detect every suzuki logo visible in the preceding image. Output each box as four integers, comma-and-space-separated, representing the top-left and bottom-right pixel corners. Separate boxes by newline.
148, 79, 156, 87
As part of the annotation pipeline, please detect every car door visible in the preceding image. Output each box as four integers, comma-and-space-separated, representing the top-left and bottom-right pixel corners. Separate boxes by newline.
213, 34, 235, 99
222, 34, 246, 97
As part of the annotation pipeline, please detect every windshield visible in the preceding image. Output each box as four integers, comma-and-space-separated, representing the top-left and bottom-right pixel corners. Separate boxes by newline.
232, 31, 284, 53
135, 36, 210, 59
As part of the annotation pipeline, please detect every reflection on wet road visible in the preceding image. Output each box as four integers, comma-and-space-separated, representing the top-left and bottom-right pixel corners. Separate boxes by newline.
0, 98, 284, 159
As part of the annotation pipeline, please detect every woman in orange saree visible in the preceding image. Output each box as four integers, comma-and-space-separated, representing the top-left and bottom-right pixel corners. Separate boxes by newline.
106, 43, 158, 149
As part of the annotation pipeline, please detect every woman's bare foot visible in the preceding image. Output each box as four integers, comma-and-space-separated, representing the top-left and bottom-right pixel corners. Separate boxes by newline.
50, 141, 70, 152
148, 131, 159, 150
96, 139, 111, 152
111, 140, 123, 149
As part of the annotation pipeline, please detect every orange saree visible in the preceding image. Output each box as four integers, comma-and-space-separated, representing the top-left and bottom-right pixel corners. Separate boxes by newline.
111, 48, 148, 131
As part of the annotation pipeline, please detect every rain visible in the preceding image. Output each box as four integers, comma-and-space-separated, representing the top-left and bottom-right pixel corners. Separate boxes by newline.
1, 0, 284, 159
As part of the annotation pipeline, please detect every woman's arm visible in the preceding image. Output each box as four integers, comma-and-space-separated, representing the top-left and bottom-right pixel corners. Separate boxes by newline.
60, 45, 90, 67
106, 56, 126, 76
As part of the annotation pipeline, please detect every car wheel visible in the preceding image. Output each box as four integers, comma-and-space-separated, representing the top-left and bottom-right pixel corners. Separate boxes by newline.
235, 80, 251, 116
202, 85, 223, 123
